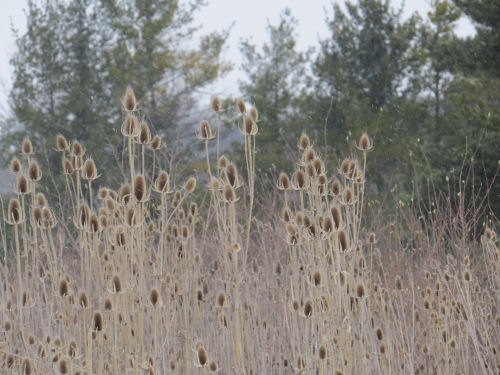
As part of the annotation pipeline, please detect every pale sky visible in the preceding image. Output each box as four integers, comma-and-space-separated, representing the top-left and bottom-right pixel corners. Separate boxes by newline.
0, 0, 475, 115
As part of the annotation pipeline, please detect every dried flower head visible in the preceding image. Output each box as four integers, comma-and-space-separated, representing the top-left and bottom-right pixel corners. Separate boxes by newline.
82, 159, 98, 180
183, 177, 197, 193
211, 96, 221, 112
358, 133, 373, 151
121, 114, 139, 137
122, 86, 137, 112
10, 157, 21, 173
150, 135, 162, 150
22, 138, 34, 155
133, 174, 148, 202
7, 198, 24, 224
236, 98, 247, 114
298, 133, 310, 150
136, 121, 151, 144
197, 120, 215, 140
249, 106, 258, 122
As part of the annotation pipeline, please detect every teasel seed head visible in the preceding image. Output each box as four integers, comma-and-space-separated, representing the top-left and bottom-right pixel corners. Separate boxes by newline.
197, 346, 208, 367
23, 358, 33, 375
236, 98, 247, 114
343, 188, 354, 205
223, 184, 236, 203
302, 147, 316, 164
224, 163, 239, 187
149, 289, 160, 307
88, 214, 100, 233
133, 174, 148, 202
249, 106, 258, 122
277, 172, 290, 190
298, 133, 310, 150
208, 360, 218, 372
368, 232, 377, 244
319, 345, 327, 360
296, 356, 306, 370
122, 86, 137, 112
150, 134, 162, 150
338, 230, 349, 252
118, 184, 131, 205
15, 174, 30, 195
62, 158, 74, 175
303, 300, 313, 318
59, 279, 69, 297
358, 133, 372, 151
216, 291, 226, 308
82, 158, 98, 180
104, 298, 113, 311
71, 140, 84, 157
121, 114, 140, 137
331, 179, 342, 197
183, 177, 197, 193
154, 170, 170, 193
10, 157, 21, 173
243, 116, 258, 135
395, 276, 402, 290
356, 283, 366, 298
198, 120, 215, 140
22, 138, 34, 155
76, 204, 90, 228
55, 134, 69, 152
211, 95, 221, 112
78, 291, 89, 309
93, 311, 103, 331
7, 198, 23, 224
292, 170, 307, 190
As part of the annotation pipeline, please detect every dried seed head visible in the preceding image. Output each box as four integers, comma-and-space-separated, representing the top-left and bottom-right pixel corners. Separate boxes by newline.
198, 120, 214, 140
319, 345, 327, 360
62, 158, 74, 174
216, 291, 226, 308
93, 311, 103, 331
218, 155, 228, 169
331, 206, 342, 229
277, 172, 290, 190
89, 214, 100, 233
76, 204, 90, 228
136, 121, 151, 144
15, 174, 30, 195
331, 179, 342, 196
149, 289, 160, 307
292, 170, 307, 190
71, 140, 84, 157
118, 184, 131, 205
303, 300, 313, 317
296, 356, 306, 369
10, 157, 21, 173
155, 170, 170, 193
208, 360, 218, 372
23, 358, 33, 375
133, 174, 147, 202
223, 184, 236, 203
8, 198, 23, 224
358, 133, 372, 151
298, 133, 310, 150
59, 280, 69, 297
123, 86, 137, 112
312, 271, 322, 286
395, 276, 402, 290
224, 163, 239, 187
150, 135, 162, 150
356, 283, 366, 298
104, 298, 113, 311
183, 177, 197, 193
82, 159, 98, 180
111, 275, 122, 293
249, 106, 258, 122
79, 292, 89, 309
243, 116, 257, 135
97, 187, 108, 200
211, 96, 221, 112
338, 230, 348, 251
368, 232, 377, 244
236, 98, 247, 114
197, 346, 208, 366
22, 138, 34, 155
121, 114, 139, 137
55, 134, 69, 152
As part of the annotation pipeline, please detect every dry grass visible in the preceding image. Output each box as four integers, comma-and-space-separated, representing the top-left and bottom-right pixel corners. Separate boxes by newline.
0, 88, 499, 374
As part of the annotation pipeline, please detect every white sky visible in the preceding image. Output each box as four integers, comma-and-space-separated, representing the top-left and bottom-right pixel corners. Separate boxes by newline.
0, 0, 475, 114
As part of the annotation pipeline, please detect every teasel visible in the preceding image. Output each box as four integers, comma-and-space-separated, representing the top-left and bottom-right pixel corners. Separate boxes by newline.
75, 203, 90, 229
223, 162, 240, 188
22, 138, 34, 155
292, 170, 307, 190
36, 192, 47, 207
78, 291, 89, 309
183, 177, 197, 193
71, 154, 83, 170
93, 311, 103, 331
88, 214, 101, 233
223, 184, 236, 203
118, 184, 132, 205
62, 158, 74, 175
343, 188, 355, 205
195, 346, 208, 367
218, 155, 228, 169
32, 207, 42, 227
339, 158, 350, 175
242, 116, 258, 135
236, 98, 247, 114
358, 133, 373, 151
71, 140, 84, 157
41, 207, 57, 229
211, 95, 221, 112
121, 114, 140, 137
302, 147, 316, 164
55, 134, 69, 152
154, 170, 170, 193
298, 133, 310, 150
114, 225, 126, 247
82, 158, 98, 180
58, 279, 69, 297
149, 289, 161, 307
133, 174, 148, 202
197, 120, 215, 140
9, 157, 21, 173
338, 230, 349, 252
135, 120, 151, 144
14, 174, 30, 195
277, 172, 290, 190
7, 198, 24, 224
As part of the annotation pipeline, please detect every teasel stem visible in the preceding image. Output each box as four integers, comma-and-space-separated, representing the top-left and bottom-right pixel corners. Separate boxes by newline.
14, 223, 23, 321
128, 136, 135, 182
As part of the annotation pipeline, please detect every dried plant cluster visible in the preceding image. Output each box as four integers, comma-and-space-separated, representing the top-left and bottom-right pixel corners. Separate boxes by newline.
0, 88, 499, 374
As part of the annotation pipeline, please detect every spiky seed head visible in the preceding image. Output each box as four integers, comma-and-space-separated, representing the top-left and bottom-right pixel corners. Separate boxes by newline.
89, 214, 100, 233
292, 170, 307, 190
358, 133, 372, 151
379, 343, 386, 354
55, 134, 69, 152
223, 184, 236, 203
7, 198, 23, 224
312, 271, 321, 286
22, 138, 34, 155
150, 135, 162, 150
149, 289, 160, 307
218, 155, 228, 170
23, 358, 33, 375
118, 184, 131, 205
93, 311, 103, 331
249, 106, 258, 122
59, 280, 69, 297
76, 204, 90, 228
313, 158, 324, 175
208, 360, 218, 372
216, 291, 226, 308
97, 187, 108, 200
356, 283, 366, 298
136, 121, 151, 144
155, 170, 170, 193
319, 345, 327, 360
211, 96, 221, 112
104, 298, 113, 311
298, 133, 310, 150
189, 202, 198, 216
331, 179, 342, 196
183, 177, 196, 193
71, 140, 84, 157
133, 174, 147, 202
395, 276, 402, 290
340, 159, 350, 175
303, 301, 313, 317
236, 98, 246, 114
338, 230, 348, 252
121, 114, 139, 137
198, 120, 214, 140
10, 157, 21, 173
79, 292, 89, 309
224, 163, 239, 187
306, 163, 316, 177
16, 174, 30, 195
197, 347, 208, 366
296, 356, 306, 369
82, 159, 97, 180
243, 116, 257, 135
111, 275, 122, 293
463, 270, 471, 282
122, 86, 137, 112
343, 188, 354, 205
276, 172, 290, 190
32, 207, 42, 227
62, 158, 74, 174
376, 327, 383, 341
368, 232, 377, 244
